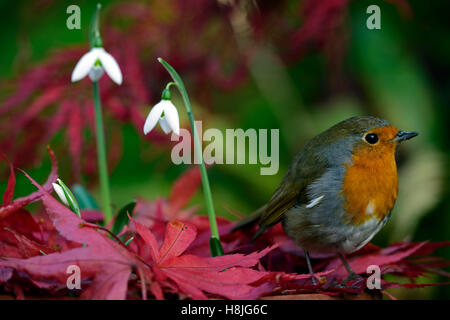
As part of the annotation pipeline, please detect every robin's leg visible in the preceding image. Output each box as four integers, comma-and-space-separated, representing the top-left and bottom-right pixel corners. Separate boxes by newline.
304, 249, 318, 286
337, 253, 361, 282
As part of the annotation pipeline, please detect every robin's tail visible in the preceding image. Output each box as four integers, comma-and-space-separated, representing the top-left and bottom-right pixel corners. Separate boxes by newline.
230, 205, 267, 241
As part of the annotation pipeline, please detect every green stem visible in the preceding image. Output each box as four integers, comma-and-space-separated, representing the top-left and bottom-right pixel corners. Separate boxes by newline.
158, 58, 224, 256
93, 81, 112, 224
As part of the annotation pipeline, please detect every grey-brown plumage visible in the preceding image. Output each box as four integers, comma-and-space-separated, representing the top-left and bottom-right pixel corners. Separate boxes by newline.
232, 116, 390, 245
231, 115, 417, 282
232, 116, 418, 282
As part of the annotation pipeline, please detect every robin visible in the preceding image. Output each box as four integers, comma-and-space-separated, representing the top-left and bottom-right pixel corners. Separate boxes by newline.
232, 116, 418, 284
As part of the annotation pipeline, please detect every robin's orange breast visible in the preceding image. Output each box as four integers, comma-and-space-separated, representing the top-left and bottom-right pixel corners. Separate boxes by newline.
341, 127, 399, 226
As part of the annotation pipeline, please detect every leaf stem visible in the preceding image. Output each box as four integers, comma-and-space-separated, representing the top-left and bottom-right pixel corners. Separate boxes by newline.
158, 58, 224, 256
93, 81, 112, 224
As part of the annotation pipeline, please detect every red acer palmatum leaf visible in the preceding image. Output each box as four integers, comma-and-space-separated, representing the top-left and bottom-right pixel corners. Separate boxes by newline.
3, 227, 53, 258
406, 241, 450, 258
158, 220, 197, 264
130, 167, 204, 244
183, 215, 236, 257
133, 214, 160, 262
22, 170, 114, 249
80, 209, 104, 223
326, 241, 428, 279
0, 172, 140, 299
0, 208, 40, 241
133, 218, 277, 299
0, 245, 133, 299
1, 154, 16, 205
131, 167, 235, 258
168, 167, 202, 212
256, 268, 335, 296
0, 146, 57, 219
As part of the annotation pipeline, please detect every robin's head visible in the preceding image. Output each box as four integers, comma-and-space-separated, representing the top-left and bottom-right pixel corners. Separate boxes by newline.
321, 116, 418, 226
312, 116, 418, 164
337, 116, 418, 157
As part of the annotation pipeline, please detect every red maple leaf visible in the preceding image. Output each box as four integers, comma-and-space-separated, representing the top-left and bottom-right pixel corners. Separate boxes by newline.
132, 218, 276, 299
0, 166, 278, 300
0, 169, 153, 299
168, 167, 202, 212
0, 148, 64, 260
0, 146, 57, 220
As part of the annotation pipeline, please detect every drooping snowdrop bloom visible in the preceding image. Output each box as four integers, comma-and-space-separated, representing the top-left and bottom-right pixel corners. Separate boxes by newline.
71, 47, 122, 85
143, 89, 180, 135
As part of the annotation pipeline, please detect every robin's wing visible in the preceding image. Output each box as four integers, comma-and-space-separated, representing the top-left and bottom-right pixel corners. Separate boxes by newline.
256, 150, 328, 238
261, 179, 300, 227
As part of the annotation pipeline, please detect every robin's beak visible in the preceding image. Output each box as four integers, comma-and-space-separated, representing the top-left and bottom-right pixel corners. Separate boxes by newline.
392, 130, 419, 142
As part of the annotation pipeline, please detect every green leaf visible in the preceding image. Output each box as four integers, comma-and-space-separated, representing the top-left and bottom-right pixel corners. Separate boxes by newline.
112, 200, 137, 236
72, 184, 99, 210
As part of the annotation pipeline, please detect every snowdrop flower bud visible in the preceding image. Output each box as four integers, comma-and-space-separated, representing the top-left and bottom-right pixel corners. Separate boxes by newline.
143, 88, 180, 136
71, 47, 122, 85
52, 179, 81, 217
52, 182, 69, 206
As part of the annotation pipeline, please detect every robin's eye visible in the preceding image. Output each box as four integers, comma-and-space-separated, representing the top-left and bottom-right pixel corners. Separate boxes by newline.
364, 133, 379, 144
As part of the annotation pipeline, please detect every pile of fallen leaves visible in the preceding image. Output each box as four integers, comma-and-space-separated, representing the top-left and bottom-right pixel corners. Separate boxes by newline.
1, 150, 449, 300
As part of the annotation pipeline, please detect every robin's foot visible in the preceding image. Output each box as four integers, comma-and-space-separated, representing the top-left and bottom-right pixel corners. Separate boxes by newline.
327, 278, 344, 289
332, 273, 364, 289
337, 253, 363, 283
349, 276, 365, 289
333, 253, 365, 289
345, 271, 362, 282
304, 250, 320, 286
310, 275, 318, 286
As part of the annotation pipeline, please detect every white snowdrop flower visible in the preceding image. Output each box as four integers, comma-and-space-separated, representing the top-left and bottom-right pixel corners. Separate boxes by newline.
71, 47, 122, 85
143, 93, 180, 136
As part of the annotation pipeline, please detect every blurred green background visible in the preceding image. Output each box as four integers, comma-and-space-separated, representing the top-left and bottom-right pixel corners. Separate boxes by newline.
0, 0, 449, 299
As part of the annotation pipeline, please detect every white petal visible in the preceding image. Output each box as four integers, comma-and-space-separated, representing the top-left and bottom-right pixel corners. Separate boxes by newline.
88, 65, 104, 82
52, 183, 69, 206
71, 49, 100, 82
98, 48, 123, 85
143, 101, 165, 135
161, 100, 180, 135
159, 117, 172, 134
